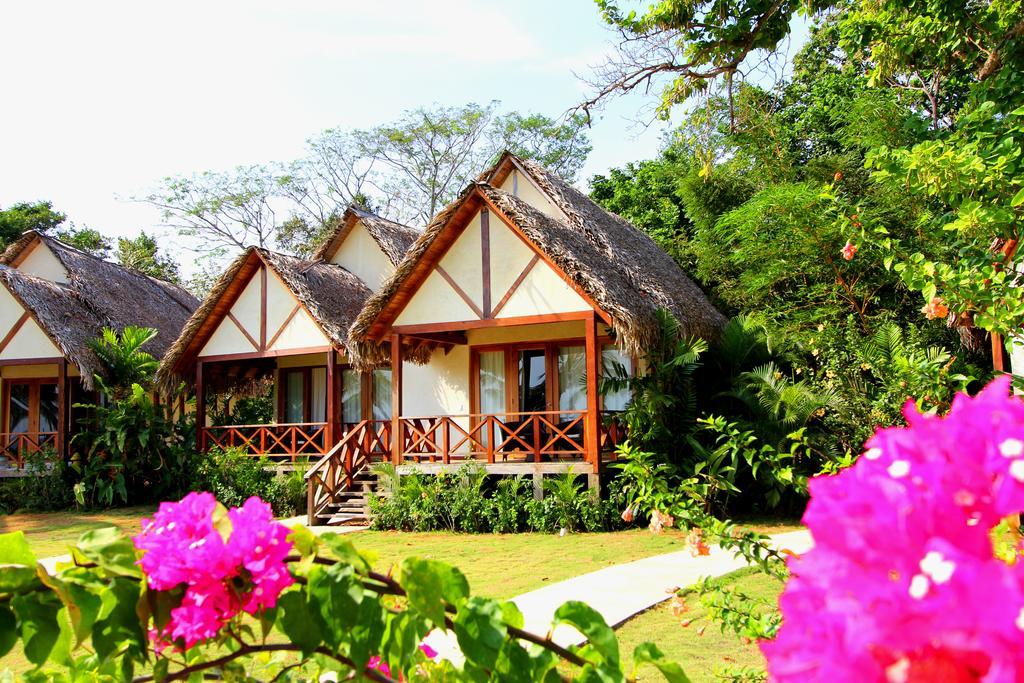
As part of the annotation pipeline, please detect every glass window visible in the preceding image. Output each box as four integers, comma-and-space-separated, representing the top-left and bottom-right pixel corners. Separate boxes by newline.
478, 351, 506, 415
310, 368, 327, 423
342, 368, 362, 424
371, 369, 391, 420
283, 371, 304, 423
38, 384, 58, 432
557, 345, 586, 418
8, 384, 29, 433
602, 346, 633, 411
517, 349, 546, 413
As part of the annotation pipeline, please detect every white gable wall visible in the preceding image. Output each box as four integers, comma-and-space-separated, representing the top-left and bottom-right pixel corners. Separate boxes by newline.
199, 264, 330, 358
0, 285, 62, 361
330, 221, 395, 292
498, 169, 561, 219
17, 242, 70, 283
393, 207, 590, 327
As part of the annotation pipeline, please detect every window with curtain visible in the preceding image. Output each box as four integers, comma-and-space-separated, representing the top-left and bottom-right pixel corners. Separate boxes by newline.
342, 368, 362, 424
310, 368, 327, 423
283, 371, 304, 423
478, 351, 506, 415
601, 346, 633, 411
557, 345, 586, 418
371, 369, 391, 420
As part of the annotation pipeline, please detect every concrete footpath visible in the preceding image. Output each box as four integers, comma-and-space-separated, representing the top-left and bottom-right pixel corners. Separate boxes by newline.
425, 529, 812, 663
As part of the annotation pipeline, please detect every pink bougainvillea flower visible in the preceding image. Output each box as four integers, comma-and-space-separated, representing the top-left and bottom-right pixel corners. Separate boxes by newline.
419, 642, 439, 660
134, 494, 294, 651
921, 296, 949, 320
840, 240, 858, 261
368, 655, 392, 676
649, 510, 675, 534
762, 377, 1024, 682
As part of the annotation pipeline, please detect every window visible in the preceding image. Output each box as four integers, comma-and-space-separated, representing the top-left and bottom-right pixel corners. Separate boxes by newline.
517, 349, 547, 413
478, 351, 505, 414
601, 346, 633, 411
282, 370, 305, 423
371, 369, 391, 420
341, 368, 362, 424
4, 379, 59, 435
557, 345, 586, 418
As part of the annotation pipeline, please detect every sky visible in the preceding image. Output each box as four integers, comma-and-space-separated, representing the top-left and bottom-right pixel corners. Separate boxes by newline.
0, 1, 807, 270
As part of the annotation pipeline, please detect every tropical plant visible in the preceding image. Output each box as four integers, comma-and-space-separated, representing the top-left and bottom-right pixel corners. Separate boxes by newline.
89, 326, 159, 397
0, 495, 687, 682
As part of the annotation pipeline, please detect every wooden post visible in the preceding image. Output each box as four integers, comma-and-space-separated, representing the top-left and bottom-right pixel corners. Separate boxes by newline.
195, 361, 206, 453
326, 349, 338, 447
584, 311, 601, 476
390, 334, 403, 466
993, 332, 1010, 373
56, 358, 67, 459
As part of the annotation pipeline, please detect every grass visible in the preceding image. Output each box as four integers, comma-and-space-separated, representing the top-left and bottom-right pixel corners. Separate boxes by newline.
614, 567, 783, 682
0, 505, 154, 559
0, 508, 799, 677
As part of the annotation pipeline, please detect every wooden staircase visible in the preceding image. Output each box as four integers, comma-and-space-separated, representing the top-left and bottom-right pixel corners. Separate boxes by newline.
305, 420, 390, 526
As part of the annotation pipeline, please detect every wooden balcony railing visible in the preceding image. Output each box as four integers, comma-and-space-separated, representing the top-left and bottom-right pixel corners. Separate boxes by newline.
398, 411, 592, 464
305, 420, 391, 524
201, 423, 329, 461
0, 432, 58, 469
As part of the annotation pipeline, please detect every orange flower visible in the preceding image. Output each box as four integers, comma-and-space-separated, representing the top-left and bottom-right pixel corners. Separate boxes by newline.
620, 507, 635, 523
648, 510, 675, 534
921, 297, 949, 320
685, 528, 711, 556
841, 241, 858, 261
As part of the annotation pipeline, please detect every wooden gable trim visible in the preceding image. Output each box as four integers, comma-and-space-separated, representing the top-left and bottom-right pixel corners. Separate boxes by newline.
0, 312, 32, 356
490, 253, 540, 319
366, 187, 612, 340
227, 313, 259, 351
7, 235, 41, 269
260, 257, 338, 351
485, 154, 571, 223
0, 280, 74, 372
476, 191, 612, 325
313, 212, 360, 262
265, 304, 302, 350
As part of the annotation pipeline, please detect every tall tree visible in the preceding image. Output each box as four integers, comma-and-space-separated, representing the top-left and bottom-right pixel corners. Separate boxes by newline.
55, 226, 113, 258
0, 201, 66, 248
115, 231, 181, 283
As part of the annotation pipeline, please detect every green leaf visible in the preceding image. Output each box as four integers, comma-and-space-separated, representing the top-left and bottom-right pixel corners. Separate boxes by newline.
12, 593, 64, 666
307, 563, 363, 647
454, 597, 507, 669
73, 527, 142, 578
399, 557, 469, 627
553, 601, 619, 666
0, 606, 17, 658
319, 533, 373, 573
1012, 187, 1024, 207
0, 531, 41, 593
276, 589, 322, 656
348, 595, 387, 671
92, 577, 145, 661
633, 642, 690, 682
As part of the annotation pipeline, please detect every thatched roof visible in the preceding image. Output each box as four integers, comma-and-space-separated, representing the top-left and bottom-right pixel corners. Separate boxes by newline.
350, 152, 725, 366
0, 231, 199, 389
313, 205, 420, 265
156, 247, 372, 393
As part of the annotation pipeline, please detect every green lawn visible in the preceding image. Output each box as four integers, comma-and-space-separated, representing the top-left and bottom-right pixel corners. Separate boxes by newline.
0, 505, 154, 559
615, 567, 783, 682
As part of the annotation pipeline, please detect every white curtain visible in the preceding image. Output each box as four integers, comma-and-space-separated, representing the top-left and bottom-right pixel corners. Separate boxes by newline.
310, 368, 327, 423
283, 371, 304, 423
602, 346, 633, 411
372, 369, 391, 420
342, 368, 361, 424
478, 351, 505, 414
558, 345, 586, 418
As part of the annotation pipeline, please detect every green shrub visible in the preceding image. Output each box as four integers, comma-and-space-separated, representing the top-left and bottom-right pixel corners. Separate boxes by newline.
367, 464, 620, 533
190, 447, 302, 517
0, 449, 75, 513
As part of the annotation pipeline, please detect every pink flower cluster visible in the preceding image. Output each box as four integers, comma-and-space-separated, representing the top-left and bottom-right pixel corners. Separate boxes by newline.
133, 492, 293, 649
763, 377, 1024, 682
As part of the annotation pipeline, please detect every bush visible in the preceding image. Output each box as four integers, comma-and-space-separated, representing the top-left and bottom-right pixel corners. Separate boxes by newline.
368, 464, 621, 533
0, 449, 75, 513
190, 447, 305, 517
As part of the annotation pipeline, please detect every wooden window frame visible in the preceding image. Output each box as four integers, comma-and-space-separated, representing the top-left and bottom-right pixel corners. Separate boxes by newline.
2, 377, 59, 435
469, 336, 618, 415
277, 363, 388, 425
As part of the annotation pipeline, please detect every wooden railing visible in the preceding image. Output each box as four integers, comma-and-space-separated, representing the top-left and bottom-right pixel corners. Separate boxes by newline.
201, 423, 329, 461
599, 412, 627, 456
305, 420, 391, 524
0, 432, 57, 469
398, 411, 590, 464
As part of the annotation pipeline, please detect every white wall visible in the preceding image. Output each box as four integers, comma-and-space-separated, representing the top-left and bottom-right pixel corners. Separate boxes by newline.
393, 207, 590, 326
498, 168, 561, 219
330, 221, 395, 291
0, 286, 61, 361
17, 242, 69, 283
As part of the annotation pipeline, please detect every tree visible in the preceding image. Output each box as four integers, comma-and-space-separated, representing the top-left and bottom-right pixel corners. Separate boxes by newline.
0, 200, 66, 249
140, 165, 279, 253
491, 112, 592, 181
115, 231, 181, 283
54, 226, 112, 258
